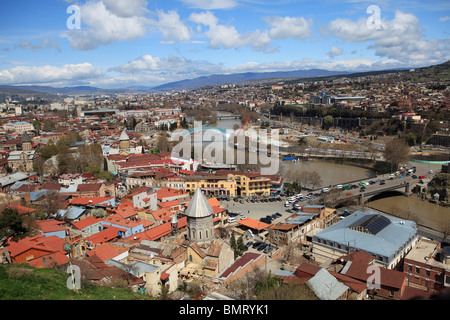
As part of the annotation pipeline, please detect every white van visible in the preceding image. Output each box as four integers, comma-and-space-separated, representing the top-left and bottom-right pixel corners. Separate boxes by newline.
322, 188, 329, 193
228, 217, 236, 223
296, 193, 303, 198
285, 201, 290, 207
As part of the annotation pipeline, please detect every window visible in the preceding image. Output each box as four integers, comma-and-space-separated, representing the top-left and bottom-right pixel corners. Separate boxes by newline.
408, 265, 412, 272
416, 267, 420, 274
426, 270, 430, 277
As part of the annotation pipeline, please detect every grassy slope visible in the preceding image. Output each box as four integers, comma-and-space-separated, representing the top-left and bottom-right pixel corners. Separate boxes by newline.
0, 264, 153, 300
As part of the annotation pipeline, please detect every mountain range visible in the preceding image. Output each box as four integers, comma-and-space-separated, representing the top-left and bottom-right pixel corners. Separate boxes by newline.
1, 62, 447, 97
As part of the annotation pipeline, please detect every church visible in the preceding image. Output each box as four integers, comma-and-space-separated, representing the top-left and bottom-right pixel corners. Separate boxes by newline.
184, 187, 215, 243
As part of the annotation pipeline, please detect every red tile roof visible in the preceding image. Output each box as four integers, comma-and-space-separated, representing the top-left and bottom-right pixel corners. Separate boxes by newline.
155, 187, 188, 200
70, 196, 113, 205
220, 252, 262, 278
236, 217, 270, 230
344, 260, 406, 289
85, 225, 126, 245
28, 251, 69, 268
7, 235, 66, 260
72, 216, 102, 230
129, 216, 187, 242
86, 243, 129, 262
6, 204, 36, 215
35, 219, 68, 234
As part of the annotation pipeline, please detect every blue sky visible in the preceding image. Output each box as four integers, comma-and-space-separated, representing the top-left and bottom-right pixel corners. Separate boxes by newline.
0, 0, 449, 88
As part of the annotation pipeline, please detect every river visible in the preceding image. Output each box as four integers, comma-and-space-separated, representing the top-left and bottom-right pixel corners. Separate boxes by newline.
213, 111, 376, 187
279, 160, 376, 188
369, 196, 449, 233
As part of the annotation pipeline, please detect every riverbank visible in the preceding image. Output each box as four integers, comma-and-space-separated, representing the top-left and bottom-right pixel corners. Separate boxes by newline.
368, 195, 449, 234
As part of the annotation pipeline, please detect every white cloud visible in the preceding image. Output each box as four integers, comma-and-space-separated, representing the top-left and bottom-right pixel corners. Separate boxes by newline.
14, 38, 60, 52
65, 0, 149, 50
328, 10, 450, 66
328, 46, 343, 58
189, 11, 272, 51
102, 0, 148, 17
190, 11, 313, 52
179, 0, 238, 10
111, 54, 221, 76
264, 16, 312, 40
188, 11, 218, 26
0, 63, 102, 85
150, 10, 191, 43
439, 16, 450, 22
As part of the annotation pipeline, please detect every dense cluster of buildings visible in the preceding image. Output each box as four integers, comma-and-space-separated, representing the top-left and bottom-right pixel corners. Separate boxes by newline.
0, 67, 448, 300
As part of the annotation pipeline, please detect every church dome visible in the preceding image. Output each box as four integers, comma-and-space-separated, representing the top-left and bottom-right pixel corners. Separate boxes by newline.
184, 187, 213, 218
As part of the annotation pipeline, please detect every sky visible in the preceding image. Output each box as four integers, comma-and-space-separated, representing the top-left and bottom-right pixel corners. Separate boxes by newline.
0, 0, 449, 89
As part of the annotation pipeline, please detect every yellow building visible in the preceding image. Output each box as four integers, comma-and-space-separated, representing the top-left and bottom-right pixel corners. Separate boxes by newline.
184, 175, 236, 197
184, 171, 272, 198
225, 172, 271, 198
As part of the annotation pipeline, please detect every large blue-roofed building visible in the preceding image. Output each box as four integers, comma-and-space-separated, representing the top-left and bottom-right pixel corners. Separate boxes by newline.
312, 210, 419, 270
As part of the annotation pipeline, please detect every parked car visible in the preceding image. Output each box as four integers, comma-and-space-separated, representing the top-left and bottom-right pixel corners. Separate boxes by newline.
264, 246, 273, 253
257, 243, 267, 251
275, 212, 282, 217
252, 241, 263, 248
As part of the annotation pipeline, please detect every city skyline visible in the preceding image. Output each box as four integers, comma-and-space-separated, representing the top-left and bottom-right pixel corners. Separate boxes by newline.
0, 0, 449, 88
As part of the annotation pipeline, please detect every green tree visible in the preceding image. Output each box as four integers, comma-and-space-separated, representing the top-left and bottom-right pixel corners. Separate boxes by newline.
323, 115, 333, 130
0, 208, 31, 243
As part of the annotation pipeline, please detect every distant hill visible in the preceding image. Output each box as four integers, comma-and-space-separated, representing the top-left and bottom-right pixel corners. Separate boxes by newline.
0, 60, 447, 97
151, 69, 351, 92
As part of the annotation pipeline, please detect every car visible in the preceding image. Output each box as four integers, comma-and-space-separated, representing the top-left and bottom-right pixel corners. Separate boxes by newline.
286, 209, 293, 213
244, 241, 254, 249
257, 243, 267, 251
412, 175, 417, 179
252, 241, 263, 248
264, 246, 273, 253
275, 212, 282, 217
380, 181, 385, 185
270, 214, 278, 219
336, 185, 343, 189
322, 188, 329, 193
284, 201, 290, 207
369, 181, 376, 185
228, 217, 236, 223
240, 200, 244, 204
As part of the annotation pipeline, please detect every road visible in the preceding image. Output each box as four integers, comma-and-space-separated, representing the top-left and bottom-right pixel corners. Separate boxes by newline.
220, 158, 443, 231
